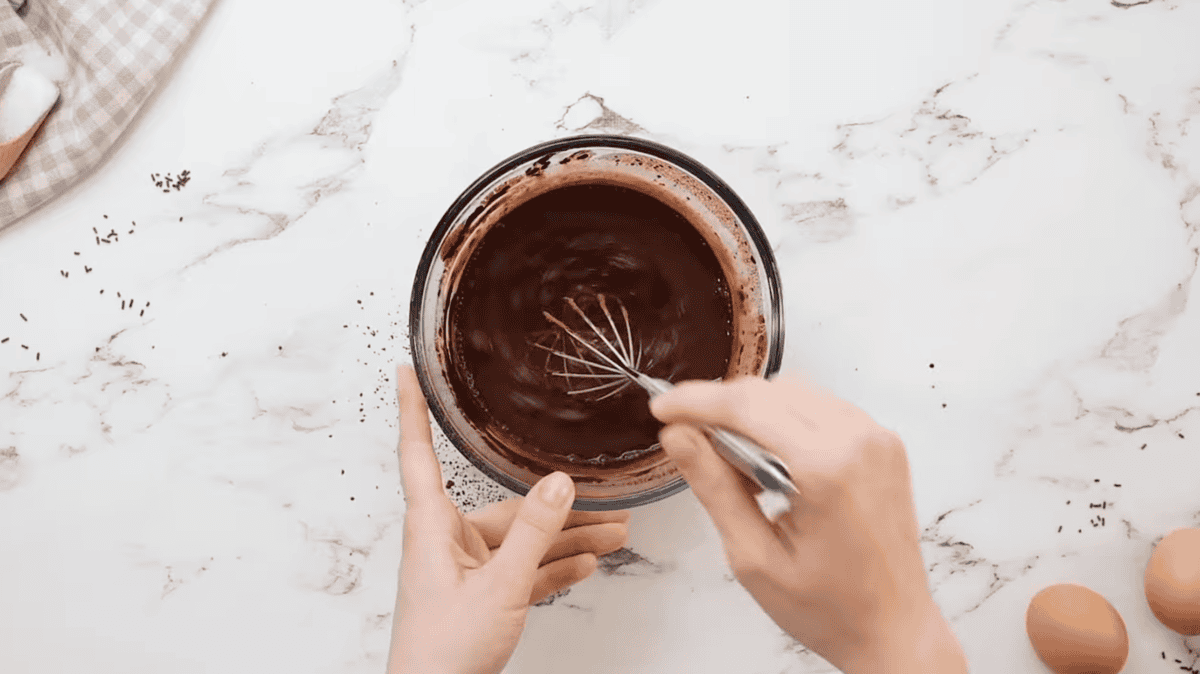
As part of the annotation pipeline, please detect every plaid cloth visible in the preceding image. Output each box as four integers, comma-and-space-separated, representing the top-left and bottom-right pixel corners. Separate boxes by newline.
0, 0, 213, 228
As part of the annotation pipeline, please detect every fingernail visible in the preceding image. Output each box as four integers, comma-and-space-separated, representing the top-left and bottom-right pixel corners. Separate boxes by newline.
539, 471, 574, 507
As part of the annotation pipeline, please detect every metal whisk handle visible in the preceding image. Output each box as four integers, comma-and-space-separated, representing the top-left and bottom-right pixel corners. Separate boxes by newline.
639, 376, 800, 520
703, 426, 800, 497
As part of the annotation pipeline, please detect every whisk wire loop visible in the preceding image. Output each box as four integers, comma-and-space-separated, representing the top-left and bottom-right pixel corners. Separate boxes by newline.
533, 293, 648, 402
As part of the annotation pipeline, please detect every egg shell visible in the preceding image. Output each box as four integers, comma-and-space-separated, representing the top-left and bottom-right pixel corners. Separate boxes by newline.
1026, 583, 1128, 674
1145, 527, 1200, 635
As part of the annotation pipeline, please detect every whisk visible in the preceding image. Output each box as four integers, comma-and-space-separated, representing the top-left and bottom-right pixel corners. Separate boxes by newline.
532, 293, 800, 522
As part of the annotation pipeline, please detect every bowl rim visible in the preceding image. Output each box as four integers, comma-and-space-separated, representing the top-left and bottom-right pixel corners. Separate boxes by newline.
408, 133, 785, 509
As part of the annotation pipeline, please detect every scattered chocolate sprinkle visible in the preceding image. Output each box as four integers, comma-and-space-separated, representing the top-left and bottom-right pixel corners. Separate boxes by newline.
21, 344, 28, 349
1094, 479, 1100, 483
92, 227, 97, 233
84, 266, 91, 273
152, 170, 191, 191
0, 338, 7, 343
36, 352, 39, 361
221, 352, 228, 357
74, 251, 80, 256
139, 310, 144, 317
1140, 443, 1147, 450
1057, 526, 1062, 532
20, 313, 26, 321
929, 363, 934, 368
121, 300, 125, 310
1114, 483, 1121, 487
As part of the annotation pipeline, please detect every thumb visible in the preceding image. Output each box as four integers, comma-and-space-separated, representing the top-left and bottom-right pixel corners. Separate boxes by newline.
488, 472, 575, 602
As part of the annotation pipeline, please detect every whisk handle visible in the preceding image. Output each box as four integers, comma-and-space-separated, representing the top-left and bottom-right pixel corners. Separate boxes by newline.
639, 376, 799, 520
703, 426, 801, 498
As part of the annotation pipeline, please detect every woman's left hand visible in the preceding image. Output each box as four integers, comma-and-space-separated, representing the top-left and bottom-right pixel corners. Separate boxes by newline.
388, 365, 630, 674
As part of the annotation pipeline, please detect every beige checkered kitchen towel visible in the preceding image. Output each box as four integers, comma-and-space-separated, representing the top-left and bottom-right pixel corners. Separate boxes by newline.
0, 0, 213, 228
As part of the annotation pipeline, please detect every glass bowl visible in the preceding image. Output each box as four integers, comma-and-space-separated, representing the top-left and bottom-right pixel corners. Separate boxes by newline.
409, 134, 784, 510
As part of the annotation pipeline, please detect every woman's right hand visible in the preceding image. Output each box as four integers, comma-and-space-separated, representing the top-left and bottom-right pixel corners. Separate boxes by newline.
650, 375, 968, 674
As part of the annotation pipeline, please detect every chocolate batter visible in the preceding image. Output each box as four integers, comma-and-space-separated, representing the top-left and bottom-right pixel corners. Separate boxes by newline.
447, 183, 734, 472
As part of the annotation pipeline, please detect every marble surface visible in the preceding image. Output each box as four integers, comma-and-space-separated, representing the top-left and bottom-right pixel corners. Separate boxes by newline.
2, 0, 1199, 672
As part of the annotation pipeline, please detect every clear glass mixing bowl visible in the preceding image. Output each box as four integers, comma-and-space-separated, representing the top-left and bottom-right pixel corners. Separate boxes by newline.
409, 134, 784, 510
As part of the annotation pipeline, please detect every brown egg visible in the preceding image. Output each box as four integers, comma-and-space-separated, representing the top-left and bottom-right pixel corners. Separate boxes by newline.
1145, 527, 1200, 635
1026, 583, 1129, 674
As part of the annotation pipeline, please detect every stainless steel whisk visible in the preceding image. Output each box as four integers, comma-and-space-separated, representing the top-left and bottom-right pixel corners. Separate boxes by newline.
532, 293, 800, 522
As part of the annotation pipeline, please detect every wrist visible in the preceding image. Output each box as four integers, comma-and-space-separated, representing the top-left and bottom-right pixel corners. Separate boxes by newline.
848, 599, 969, 674
906, 607, 968, 674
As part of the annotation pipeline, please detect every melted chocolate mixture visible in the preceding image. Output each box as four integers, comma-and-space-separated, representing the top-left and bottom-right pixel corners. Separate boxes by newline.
448, 183, 734, 471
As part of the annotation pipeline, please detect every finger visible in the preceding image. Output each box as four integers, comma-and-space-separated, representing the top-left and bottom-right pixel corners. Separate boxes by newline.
396, 365, 453, 514
488, 472, 576, 605
650, 378, 816, 456
564, 509, 632, 528
466, 499, 630, 548
660, 423, 784, 560
463, 500, 520, 547
529, 553, 598, 606
541, 522, 628, 565
457, 512, 492, 564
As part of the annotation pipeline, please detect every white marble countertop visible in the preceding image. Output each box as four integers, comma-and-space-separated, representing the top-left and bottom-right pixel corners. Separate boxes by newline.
2, 0, 1199, 672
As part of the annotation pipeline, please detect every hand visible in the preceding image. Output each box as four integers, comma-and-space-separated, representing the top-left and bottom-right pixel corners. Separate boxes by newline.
650, 375, 968, 674
388, 365, 630, 674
